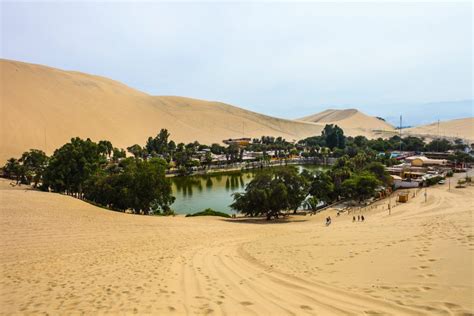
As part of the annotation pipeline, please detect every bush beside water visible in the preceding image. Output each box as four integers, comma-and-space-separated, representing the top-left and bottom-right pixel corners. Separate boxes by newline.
186, 208, 231, 218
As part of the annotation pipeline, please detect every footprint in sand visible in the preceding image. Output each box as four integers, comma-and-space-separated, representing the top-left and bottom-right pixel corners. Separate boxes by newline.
240, 301, 253, 306
300, 305, 313, 310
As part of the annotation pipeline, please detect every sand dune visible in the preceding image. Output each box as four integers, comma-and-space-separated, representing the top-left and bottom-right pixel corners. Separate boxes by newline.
298, 108, 397, 138
1, 59, 472, 163
1, 172, 473, 314
0, 59, 324, 162
404, 118, 474, 142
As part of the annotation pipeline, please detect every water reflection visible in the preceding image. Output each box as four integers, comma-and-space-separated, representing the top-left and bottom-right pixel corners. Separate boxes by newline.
170, 165, 325, 214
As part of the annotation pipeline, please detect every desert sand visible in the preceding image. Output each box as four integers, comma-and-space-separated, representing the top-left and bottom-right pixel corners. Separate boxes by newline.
405, 118, 474, 143
298, 109, 397, 139
1, 172, 473, 315
0, 59, 324, 162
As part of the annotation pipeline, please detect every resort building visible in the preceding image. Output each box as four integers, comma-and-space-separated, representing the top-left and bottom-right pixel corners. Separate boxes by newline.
405, 156, 448, 167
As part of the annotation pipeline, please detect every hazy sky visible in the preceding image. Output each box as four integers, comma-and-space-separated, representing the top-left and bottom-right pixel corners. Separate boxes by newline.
1, 1, 473, 125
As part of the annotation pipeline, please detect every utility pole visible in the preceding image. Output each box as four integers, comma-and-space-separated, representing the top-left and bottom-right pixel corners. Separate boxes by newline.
399, 115, 402, 152
437, 119, 440, 152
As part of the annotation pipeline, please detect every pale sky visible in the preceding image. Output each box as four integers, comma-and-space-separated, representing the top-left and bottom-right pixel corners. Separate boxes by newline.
1, 1, 472, 125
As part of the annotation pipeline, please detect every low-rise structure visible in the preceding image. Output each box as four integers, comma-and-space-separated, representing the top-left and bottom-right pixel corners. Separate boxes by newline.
405, 156, 447, 167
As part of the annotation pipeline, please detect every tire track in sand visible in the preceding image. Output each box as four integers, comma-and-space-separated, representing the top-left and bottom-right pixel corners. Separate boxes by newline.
168, 239, 433, 315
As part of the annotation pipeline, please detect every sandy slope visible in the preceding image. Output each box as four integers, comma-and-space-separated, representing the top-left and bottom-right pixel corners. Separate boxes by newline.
2, 59, 472, 163
1, 172, 473, 315
404, 118, 474, 142
0, 59, 324, 162
298, 109, 397, 138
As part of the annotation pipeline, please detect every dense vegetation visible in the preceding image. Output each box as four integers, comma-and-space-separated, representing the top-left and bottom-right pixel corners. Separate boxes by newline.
231, 167, 308, 220
3, 138, 174, 215
2, 124, 472, 218
231, 152, 392, 219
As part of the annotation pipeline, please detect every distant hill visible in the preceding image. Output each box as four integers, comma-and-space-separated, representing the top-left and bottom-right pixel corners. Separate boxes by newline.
298, 109, 396, 138
0, 59, 324, 162
404, 118, 474, 142
383, 100, 473, 127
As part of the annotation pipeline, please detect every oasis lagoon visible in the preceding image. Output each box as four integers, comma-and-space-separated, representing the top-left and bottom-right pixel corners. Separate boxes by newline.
170, 165, 325, 215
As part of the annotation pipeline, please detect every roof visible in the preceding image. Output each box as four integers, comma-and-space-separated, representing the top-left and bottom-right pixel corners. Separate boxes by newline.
406, 156, 447, 165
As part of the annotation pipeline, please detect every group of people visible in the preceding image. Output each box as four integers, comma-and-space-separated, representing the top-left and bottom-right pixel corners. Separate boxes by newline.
353, 215, 365, 222
325, 214, 366, 226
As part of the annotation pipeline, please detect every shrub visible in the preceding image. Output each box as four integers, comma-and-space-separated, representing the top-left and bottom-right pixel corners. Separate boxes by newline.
425, 176, 444, 186
186, 208, 231, 218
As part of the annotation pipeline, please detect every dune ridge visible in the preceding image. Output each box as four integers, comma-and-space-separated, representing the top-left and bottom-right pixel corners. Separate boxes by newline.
298, 108, 396, 138
404, 118, 474, 142
0, 59, 324, 162
1, 59, 473, 163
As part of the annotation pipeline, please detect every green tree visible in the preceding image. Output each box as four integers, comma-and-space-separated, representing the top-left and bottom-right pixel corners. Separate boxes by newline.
146, 129, 171, 156
127, 144, 144, 159
84, 157, 175, 214
342, 173, 380, 203
364, 161, 392, 186
425, 139, 452, 152
275, 167, 309, 213
350, 152, 368, 171
304, 196, 319, 212
2, 158, 24, 183
322, 124, 346, 149
403, 136, 425, 152
20, 149, 49, 187
112, 147, 126, 162
353, 135, 368, 148
98, 140, 113, 158
43, 137, 105, 195
204, 152, 213, 167
307, 171, 334, 204
231, 167, 307, 220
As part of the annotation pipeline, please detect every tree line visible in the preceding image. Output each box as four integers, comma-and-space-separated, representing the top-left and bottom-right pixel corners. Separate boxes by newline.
2, 125, 472, 217
231, 151, 393, 220
3, 138, 174, 215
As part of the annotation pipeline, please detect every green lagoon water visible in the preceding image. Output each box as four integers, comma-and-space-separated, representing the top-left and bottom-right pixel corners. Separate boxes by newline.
170, 165, 325, 215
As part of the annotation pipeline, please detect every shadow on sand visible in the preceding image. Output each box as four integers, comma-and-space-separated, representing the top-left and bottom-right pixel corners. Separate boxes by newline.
220, 217, 307, 225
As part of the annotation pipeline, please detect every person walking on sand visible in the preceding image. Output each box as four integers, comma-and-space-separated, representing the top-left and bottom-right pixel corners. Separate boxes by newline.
353, 216, 356, 222
326, 216, 332, 226
361, 215, 365, 222
357, 215, 360, 221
